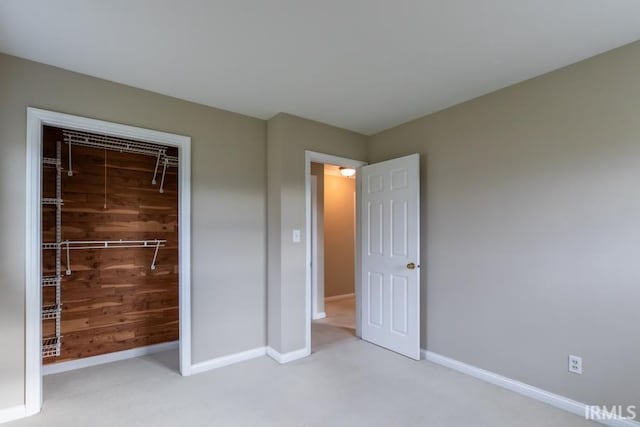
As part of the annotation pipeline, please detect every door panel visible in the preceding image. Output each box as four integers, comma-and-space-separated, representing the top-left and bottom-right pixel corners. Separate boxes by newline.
391, 200, 408, 257
367, 272, 384, 327
390, 275, 408, 335
368, 201, 384, 256
360, 154, 420, 360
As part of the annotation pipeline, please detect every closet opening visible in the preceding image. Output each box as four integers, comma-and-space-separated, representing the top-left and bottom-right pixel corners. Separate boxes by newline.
40, 125, 180, 375
26, 108, 191, 414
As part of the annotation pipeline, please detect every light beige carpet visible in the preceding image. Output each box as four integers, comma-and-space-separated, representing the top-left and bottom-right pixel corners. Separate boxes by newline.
10, 297, 594, 426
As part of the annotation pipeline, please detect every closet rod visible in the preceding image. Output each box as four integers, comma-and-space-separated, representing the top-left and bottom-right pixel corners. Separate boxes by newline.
43, 239, 167, 250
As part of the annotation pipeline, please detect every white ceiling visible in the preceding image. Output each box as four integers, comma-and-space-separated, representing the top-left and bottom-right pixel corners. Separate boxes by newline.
1, 1, 639, 134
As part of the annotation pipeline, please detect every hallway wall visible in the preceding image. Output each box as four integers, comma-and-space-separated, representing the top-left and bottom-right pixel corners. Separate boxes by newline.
324, 174, 356, 297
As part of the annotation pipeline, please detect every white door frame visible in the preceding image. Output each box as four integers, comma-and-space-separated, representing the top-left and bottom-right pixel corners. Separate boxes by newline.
305, 151, 367, 352
310, 175, 325, 320
25, 108, 192, 416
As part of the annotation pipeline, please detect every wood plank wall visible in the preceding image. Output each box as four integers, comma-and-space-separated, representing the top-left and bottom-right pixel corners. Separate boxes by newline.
42, 126, 179, 364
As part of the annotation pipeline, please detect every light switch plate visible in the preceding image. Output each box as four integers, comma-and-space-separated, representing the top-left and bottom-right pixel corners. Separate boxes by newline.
293, 229, 301, 243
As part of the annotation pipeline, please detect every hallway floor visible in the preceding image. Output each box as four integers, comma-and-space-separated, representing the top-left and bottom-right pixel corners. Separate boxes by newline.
312, 295, 356, 352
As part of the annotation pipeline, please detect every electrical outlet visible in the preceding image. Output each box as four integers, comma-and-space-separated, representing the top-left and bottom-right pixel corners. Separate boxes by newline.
569, 355, 582, 375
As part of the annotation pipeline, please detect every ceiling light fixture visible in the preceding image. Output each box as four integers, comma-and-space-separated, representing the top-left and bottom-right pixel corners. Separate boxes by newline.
339, 167, 356, 177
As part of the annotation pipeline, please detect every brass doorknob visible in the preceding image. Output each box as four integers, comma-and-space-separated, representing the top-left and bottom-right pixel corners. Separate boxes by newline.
407, 262, 416, 270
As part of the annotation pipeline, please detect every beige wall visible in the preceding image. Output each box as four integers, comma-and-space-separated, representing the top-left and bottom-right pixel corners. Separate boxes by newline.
267, 113, 367, 353
0, 53, 267, 409
368, 41, 640, 408
324, 175, 355, 297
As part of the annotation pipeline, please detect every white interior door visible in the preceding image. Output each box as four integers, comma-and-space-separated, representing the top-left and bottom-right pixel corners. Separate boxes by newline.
360, 153, 420, 360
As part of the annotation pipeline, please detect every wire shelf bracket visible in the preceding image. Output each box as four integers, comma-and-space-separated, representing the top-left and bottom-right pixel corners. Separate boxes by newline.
42, 336, 61, 358
42, 304, 62, 320
42, 157, 60, 167
42, 197, 64, 205
42, 276, 62, 287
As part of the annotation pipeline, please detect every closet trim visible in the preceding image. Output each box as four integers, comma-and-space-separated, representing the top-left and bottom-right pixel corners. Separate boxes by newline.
25, 108, 192, 417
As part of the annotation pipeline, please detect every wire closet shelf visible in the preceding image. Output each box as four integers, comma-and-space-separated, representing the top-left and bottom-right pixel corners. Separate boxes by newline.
42, 239, 167, 273
62, 129, 178, 192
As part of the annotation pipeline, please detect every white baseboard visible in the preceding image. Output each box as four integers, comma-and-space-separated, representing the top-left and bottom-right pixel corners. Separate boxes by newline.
312, 312, 326, 320
324, 293, 355, 302
422, 350, 639, 427
190, 346, 266, 375
266, 346, 310, 364
43, 341, 179, 376
0, 405, 27, 424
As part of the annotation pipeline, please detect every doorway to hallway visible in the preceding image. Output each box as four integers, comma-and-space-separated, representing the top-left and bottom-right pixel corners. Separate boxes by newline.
309, 160, 359, 352
305, 151, 421, 360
